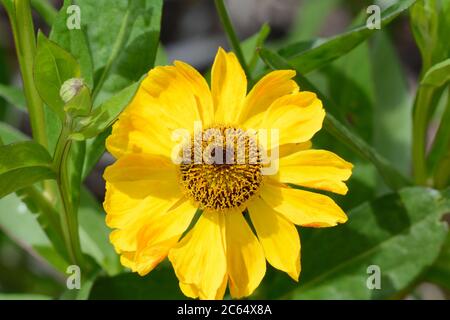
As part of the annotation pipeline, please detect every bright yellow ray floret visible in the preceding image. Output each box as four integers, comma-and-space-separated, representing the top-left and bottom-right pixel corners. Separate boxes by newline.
103, 47, 353, 300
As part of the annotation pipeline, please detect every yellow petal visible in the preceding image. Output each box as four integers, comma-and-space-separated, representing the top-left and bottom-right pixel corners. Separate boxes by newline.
180, 274, 227, 300
133, 199, 198, 276
246, 92, 325, 148
278, 149, 353, 195
261, 181, 348, 227
139, 65, 204, 130
248, 198, 301, 280
107, 192, 179, 253
238, 70, 298, 123
279, 142, 312, 158
106, 109, 173, 159
211, 48, 247, 124
168, 211, 227, 300
103, 153, 180, 199
173, 61, 214, 126
225, 210, 266, 298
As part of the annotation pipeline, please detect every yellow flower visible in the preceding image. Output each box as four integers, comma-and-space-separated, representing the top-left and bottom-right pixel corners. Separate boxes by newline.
103, 48, 353, 299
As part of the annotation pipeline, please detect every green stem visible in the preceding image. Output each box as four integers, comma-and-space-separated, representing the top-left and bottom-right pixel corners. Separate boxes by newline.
53, 118, 84, 266
412, 86, 435, 185
92, 8, 132, 101
12, 0, 48, 148
214, 0, 252, 81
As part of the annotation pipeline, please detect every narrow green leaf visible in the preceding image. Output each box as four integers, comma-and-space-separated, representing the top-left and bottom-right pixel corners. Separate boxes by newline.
0, 141, 55, 198
259, 48, 410, 190
420, 58, 450, 87
280, 0, 418, 74
0, 84, 27, 111
262, 187, 449, 299
50, 0, 94, 88
241, 23, 270, 74
71, 80, 141, 140
34, 32, 81, 120
413, 59, 450, 184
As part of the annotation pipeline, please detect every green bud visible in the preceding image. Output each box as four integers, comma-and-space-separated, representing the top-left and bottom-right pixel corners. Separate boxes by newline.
60, 78, 86, 103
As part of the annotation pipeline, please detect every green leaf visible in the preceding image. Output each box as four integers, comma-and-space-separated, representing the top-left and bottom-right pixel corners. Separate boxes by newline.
0, 193, 69, 273
259, 48, 410, 191
420, 58, 450, 87
425, 198, 450, 292
371, 32, 412, 183
279, 0, 418, 74
74, 0, 163, 103
410, 0, 450, 72
0, 122, 28, 144
71, 80, 141, 140
0, 123, 69, 261
78, 188, 121, 276
89, 268, 185, 300
34, 32, 81, 120
50, 0, 94, 88
81, 127, 111, 180
413, 59, 450, 184
0, 141, 55, 198
261, 187, 449, 299
241, 23, 270, 74
0, 84, 27, 111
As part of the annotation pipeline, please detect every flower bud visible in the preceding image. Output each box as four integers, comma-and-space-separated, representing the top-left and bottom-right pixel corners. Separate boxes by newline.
60, 78, 86, 103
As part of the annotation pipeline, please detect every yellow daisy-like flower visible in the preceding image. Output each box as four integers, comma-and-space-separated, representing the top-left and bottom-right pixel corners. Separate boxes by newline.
103, 48, 353, 299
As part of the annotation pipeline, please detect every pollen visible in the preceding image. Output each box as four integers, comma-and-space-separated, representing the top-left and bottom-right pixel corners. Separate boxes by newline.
179, 126, 263, 211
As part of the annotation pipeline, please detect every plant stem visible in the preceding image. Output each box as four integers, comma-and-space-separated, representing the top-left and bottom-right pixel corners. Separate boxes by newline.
53, 118, 84, 266
412, 86, 435, 185
13, 0, 48, 148
214, 0, 252, 81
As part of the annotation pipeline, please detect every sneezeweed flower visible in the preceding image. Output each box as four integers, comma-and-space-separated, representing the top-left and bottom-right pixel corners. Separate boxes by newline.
103, 48, 353, 299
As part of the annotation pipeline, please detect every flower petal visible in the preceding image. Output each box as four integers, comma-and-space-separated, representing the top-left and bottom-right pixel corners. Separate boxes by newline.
278, 149, 353, 195
107, 62, 212, 159
169, 211, 227, 300
105, 183, 180, 253
103, 153, 180, 199
211, 48, 247, 124
133, 199, 198, 276
261, 181, 348, 227
238, 70, 298, 123
248, 198, 301, 280
245, 92, 325, 148
225, 210, 266, 298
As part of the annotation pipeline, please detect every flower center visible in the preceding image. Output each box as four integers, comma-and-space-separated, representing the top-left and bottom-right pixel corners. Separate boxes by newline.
179, 126, 263, 211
